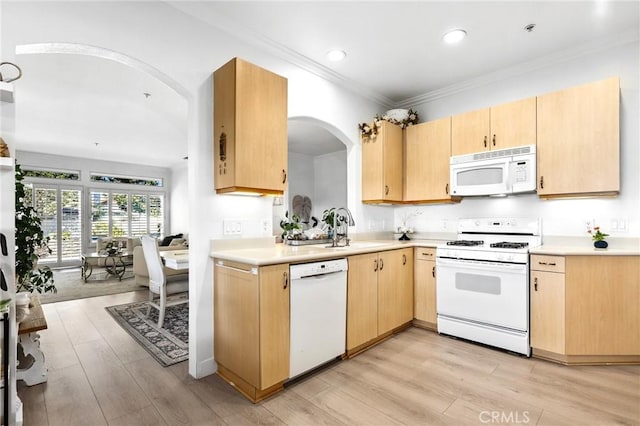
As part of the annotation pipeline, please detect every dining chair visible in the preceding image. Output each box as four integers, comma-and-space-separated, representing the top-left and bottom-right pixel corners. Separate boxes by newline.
140, 235, 188, 327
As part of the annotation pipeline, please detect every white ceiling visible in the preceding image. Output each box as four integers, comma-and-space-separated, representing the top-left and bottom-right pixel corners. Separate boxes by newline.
12, 53, 188, 168
7, 1, 639, 166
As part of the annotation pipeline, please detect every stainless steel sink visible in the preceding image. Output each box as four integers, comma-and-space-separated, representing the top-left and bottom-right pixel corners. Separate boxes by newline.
324, 241, 388, 249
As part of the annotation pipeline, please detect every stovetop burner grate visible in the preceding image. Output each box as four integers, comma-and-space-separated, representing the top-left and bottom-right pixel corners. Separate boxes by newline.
489, 241, 529, 249
447, 240, 484, 247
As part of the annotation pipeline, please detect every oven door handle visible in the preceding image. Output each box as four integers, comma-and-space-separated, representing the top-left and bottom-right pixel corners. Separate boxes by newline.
436, 257, 526, 273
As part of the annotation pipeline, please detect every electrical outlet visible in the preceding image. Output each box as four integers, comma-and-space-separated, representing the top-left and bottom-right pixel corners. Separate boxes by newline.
261, 219, 271, 234
585, 219, 595, 232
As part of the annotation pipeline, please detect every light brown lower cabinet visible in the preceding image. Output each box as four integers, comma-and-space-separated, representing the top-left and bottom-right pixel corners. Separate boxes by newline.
530, 254, 640, 364
413, 247, 437, 330
213, 260, 290, 402
347, 248, 413, 356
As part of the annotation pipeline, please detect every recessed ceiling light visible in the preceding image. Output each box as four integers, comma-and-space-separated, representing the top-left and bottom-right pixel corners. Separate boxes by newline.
143, 92, 151, 99
326, 49, 347, 62
442, 29, 467, 44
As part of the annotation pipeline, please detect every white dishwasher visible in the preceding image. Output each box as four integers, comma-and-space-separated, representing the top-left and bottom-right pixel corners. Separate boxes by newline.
289, 258, 348, 379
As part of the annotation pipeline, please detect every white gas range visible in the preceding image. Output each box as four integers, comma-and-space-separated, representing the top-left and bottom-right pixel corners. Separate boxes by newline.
435, 218, 541, 356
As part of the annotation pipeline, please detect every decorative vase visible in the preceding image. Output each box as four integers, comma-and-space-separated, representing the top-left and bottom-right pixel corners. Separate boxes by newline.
15, 292, 31, 323
594, 240, 608, 249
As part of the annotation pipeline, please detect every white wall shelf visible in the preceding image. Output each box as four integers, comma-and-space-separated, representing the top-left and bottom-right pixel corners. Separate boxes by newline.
0, 158, 13, 170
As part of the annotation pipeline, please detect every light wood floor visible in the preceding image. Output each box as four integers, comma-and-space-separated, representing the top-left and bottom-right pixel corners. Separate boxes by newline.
19, 291, 640, 426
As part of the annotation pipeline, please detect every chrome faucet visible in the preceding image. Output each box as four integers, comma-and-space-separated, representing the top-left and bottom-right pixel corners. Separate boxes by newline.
330, 207, 355, 247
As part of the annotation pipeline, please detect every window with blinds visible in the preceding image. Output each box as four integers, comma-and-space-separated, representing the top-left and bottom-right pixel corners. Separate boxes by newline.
89, 191, 164, 242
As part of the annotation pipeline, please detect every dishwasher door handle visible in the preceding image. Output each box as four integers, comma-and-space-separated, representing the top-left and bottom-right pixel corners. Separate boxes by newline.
296, 270, 346, 280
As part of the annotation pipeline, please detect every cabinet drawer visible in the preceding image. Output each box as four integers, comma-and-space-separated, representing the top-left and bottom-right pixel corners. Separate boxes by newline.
531, 255, 565, 273
415, 247, 436, 261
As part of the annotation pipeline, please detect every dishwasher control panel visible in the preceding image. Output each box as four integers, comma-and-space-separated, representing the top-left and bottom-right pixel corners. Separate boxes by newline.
289, 258, 348, 279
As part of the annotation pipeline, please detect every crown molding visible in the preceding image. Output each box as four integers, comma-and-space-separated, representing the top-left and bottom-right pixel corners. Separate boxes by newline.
172, 4, 396, 109
395, 27, 639, 109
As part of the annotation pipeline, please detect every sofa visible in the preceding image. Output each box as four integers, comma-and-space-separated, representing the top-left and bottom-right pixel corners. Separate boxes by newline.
132, 239, 188, 287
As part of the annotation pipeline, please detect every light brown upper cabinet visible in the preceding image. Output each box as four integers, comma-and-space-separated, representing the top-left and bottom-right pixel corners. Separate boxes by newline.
404, 117, 459, 203
536, 77, 619, 198
362, 121, 403, 203
213, 57, 288, 196
451, 97, 536, 156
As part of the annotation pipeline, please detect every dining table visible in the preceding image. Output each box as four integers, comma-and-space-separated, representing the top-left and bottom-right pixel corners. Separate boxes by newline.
160, 250, 189, 270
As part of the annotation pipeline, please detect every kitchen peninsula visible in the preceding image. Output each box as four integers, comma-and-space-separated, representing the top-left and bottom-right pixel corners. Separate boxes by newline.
211, 238, 640, 402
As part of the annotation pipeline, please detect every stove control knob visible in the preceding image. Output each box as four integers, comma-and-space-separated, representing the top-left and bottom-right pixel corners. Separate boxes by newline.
475, 220, 480, 226
507, 254, 514, 261
496, 253, 504, 261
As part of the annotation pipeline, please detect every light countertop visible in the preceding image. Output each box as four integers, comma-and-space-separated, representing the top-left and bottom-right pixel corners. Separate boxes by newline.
210, 236, 639, 265
530, 245, 640, 256
210, 239, 446, 266
530, 236, 640, 256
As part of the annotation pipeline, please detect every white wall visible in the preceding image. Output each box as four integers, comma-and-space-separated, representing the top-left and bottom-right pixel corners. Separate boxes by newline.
395, 40, 640, 240
170, 162, 189, 235
314, 150, 348, 220
1, 1, 387, 379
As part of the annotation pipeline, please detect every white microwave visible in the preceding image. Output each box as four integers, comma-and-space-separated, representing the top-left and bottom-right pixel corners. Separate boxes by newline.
450, 145, 537, 196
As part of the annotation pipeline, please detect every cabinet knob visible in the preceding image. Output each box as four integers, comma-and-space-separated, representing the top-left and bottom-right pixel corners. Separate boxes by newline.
483, 136, 487, 148
282, 169, 287, 184
445, 183, 449, 195
533, 276, 538, 291
373, 259, 378, 272
385, 185, 389, 195
402, 254, 407, 265
283, 271, 289, 289
492, 134, 496, 146
379, 258, 384, 271
432, 266, 436, 278
540, 176, 544, 189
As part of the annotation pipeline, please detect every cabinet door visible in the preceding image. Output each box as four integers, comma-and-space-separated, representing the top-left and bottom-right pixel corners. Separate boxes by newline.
259, 264, 290, 389
235, 59, 288, 192
378, 248, 414, 335
451, 108, 490, 156
213, 60, 237, 190
414, 256, 437, 326
404, 117, 453, 202
362, 121, 403, 202
214, 262, 260, 386
537, 77, 619, 197
489, 97, 536, 150
347, 253, 379, 350
530, 270, 565, 354
565, 256, 640, 355
213, 58, 288, 195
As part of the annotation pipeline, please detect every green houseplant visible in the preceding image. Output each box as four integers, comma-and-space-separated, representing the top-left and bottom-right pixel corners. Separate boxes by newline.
15, 163, 56, 293
279, 211, 303, 240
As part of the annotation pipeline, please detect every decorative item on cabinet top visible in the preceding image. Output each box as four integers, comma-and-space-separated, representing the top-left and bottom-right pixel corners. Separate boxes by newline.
0, 137, 9, 157
358, 108, 419, 142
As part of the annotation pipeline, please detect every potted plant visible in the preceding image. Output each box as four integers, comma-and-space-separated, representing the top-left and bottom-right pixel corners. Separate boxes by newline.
279, 211, 303, 241
15, 163, 56, 294
588, 226, 609, 249
322, 208, 348, 238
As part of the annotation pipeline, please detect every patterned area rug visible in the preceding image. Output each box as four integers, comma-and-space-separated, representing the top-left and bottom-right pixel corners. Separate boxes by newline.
105, 298, 188, 366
